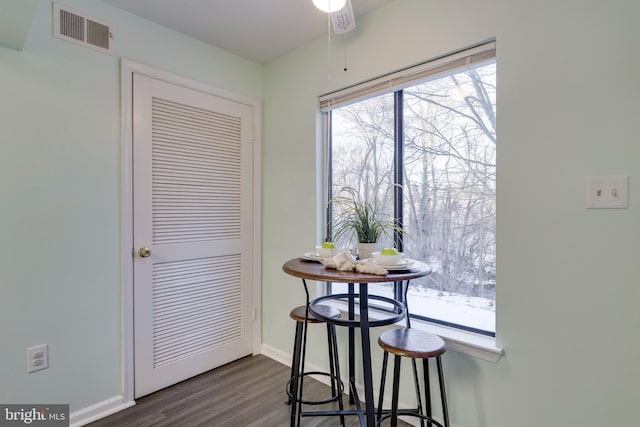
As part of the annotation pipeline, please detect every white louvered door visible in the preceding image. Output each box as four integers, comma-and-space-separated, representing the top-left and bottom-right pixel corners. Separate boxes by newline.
132, 74, 254, 398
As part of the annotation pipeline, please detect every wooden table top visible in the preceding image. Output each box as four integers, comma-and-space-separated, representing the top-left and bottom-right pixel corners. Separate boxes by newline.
282, 257, 431, 283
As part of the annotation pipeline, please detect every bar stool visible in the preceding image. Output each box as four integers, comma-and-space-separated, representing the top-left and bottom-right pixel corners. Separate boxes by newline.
286, 304, 345, 427
376, 328, 450, 427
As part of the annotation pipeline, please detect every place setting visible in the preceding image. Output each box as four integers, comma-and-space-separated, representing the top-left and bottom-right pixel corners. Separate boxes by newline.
300, 244, 416, 274
300, 242, 337, 262
367, 248, 415, 271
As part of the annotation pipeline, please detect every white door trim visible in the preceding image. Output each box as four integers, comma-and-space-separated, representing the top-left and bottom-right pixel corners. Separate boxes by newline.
119, 59, 262, 404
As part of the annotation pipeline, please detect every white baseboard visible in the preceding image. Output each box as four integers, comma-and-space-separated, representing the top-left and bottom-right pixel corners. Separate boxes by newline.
260, 343, 292, 366
69, 395, 135, 427
260, 343, 456, 427
261, 343, 341, 393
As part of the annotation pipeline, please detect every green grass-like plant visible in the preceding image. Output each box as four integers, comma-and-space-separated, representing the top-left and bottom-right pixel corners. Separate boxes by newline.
330, 187, 401, 244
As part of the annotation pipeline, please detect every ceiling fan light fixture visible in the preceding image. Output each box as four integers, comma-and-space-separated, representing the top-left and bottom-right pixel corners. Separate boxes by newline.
331, 0, 356, 34
313, 0, 346, 13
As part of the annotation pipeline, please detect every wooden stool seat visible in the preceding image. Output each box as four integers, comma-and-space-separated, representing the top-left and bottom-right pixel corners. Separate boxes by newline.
289, 304, 341, 324
378, 328, 446, 359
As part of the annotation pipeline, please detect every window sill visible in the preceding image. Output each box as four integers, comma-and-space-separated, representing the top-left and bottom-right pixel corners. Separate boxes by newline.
327, 299, 504, 363
408, 320, 504, 363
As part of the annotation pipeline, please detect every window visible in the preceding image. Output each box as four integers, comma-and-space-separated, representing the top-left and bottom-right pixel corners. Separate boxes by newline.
321, 43, 496, 335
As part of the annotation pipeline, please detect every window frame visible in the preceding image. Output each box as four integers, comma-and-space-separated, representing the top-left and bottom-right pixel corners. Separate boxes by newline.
321, 41, 498, 340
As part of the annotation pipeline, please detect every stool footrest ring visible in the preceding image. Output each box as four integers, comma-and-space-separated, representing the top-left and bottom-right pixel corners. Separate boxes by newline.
286, 371, 344, 406
376, 410, 446, 427
309, 293, 406, 327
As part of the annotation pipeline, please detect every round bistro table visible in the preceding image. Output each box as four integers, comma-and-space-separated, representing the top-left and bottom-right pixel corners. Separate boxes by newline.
282, 257, 432, 427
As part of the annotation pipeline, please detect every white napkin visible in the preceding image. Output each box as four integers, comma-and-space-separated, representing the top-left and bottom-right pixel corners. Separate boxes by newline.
355, 260, 388, 275
320, 249, 357, 271
320, 250, 388, 275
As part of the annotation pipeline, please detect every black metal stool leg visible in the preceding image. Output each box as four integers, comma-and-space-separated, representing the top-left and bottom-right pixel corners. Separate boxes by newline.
328, 323, 346, 427
423, 358, 432, 427
436, 356, 450, 427
391, 355, 402, 427
377, 350, 389, 422
326, 323, 337, 396
288, 322, 303, 426
287, 322, 303, 405
295, 312, 309, 427
411, 358, 425, 427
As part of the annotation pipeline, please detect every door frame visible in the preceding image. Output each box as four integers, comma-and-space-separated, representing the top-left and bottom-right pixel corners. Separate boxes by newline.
119, 59, 262, 404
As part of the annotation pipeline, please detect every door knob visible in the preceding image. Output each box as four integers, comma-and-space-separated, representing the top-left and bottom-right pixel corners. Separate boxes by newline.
138, 247, 152, 258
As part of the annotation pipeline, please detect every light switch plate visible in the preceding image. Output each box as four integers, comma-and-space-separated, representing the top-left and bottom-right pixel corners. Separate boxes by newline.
585, 176, 629, 209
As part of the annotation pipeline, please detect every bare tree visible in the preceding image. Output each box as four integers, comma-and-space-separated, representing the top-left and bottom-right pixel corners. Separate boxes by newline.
331, 62, 496, 305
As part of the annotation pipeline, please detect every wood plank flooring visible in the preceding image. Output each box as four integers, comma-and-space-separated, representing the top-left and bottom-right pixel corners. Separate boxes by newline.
87, 354, 410, 426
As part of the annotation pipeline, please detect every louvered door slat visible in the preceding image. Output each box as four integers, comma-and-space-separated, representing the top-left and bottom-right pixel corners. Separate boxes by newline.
154, 306, 239, 334
153, 137, 240, 158
154, 284, 238, 307
153, 170, 241, 184
153, 304, 236, 335
154, 307, 239, 342
153, 139, 240, 157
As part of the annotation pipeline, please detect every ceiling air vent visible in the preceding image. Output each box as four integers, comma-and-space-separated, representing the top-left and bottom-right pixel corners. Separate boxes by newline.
53, 3, 112, 53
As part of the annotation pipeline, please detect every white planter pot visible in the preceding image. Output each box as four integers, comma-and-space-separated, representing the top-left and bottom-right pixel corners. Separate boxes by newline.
357, 242, 379, 260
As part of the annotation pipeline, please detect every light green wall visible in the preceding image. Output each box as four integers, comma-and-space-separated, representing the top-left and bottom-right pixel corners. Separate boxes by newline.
0, 0, 262, 411
263, 0, 640, 426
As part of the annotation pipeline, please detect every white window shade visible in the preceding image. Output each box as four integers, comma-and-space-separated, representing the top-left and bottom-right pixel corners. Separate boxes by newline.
319, 40, 495, 112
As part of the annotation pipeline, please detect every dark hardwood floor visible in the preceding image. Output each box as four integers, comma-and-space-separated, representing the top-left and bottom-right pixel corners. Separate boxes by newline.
88, 355, 409, 426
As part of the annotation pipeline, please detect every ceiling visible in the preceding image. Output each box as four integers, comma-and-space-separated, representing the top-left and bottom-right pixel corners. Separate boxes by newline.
100, 0, 395, 64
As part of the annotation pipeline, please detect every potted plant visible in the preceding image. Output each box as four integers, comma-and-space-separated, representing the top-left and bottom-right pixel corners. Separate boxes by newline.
329, 187, 401, 260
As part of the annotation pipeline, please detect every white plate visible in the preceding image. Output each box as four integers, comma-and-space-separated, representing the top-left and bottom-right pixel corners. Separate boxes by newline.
363, 258, 415, 270
300, 252, 322, 262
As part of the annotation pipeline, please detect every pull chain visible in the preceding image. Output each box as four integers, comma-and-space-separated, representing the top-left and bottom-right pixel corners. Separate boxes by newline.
343, 40, 348, 71
327, 11, 332, 72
